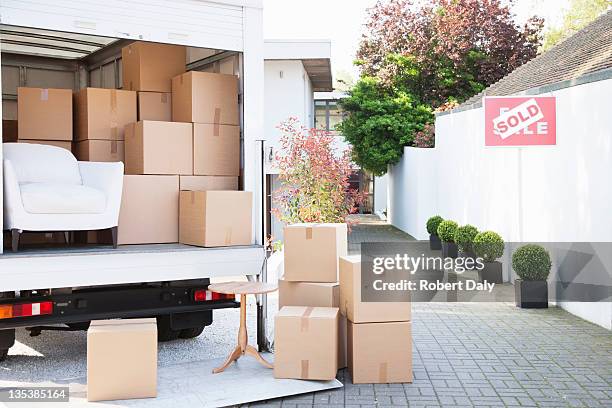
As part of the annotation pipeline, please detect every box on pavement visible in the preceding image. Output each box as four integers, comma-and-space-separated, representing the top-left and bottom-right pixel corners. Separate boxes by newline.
138, 92, 172, 121
87, 318, 157, 401
17, 87, 72, 141
75, 140, 124, 162
179, 190, 252, 247
74, 88, 136, 141
124, 120, 192, 175
122, 42, 186, 92
283, 223, 347, 282
193, 123, 240, 176
348, 321, 413, 384
117, 175, 179, 245
179, 175, 238, 191
18, 139, 72, 152
274, 306, 339, 380
171, 71, 239, 124
339, 255, 411, 323
2, 120, 18, 142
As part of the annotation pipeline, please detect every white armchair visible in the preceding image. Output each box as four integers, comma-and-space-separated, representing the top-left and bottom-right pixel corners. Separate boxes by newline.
3, 143, 123, 251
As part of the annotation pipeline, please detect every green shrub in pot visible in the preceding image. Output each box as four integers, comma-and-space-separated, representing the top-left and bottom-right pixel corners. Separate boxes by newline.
473, 231, 504, 262
436, 220, 458, 243
512, 244, 551, 308
426, 216, 444, 236
454, 224, 478, 254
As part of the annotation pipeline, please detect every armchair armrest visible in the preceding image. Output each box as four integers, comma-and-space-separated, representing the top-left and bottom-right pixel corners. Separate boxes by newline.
78, 161, 124, 219
3, 159, 26, 229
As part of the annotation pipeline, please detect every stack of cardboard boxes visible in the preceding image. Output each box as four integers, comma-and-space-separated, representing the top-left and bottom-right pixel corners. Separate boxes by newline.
340, 255, 413, 383
6, 40, 252, 248
274, 223, 348, 380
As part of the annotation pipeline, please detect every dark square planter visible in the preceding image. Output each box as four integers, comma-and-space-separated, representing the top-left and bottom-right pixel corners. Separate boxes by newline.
478, 261, 503, 283
515, 279, 548, 308
441, 241, 458, 258
429, 233, 442, 250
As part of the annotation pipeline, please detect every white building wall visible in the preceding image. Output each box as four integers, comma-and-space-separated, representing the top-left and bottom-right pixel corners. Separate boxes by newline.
388, 78, 612, 329
374, 174, 389, 216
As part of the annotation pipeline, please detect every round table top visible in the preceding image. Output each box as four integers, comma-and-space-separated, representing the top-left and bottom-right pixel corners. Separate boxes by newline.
208, 281, 278, 295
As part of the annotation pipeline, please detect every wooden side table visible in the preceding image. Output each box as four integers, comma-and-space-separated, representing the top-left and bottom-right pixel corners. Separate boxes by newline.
208, 281, 278, 374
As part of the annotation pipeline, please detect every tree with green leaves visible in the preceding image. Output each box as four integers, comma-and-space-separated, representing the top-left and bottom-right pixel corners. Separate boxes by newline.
543, 0, 610, 50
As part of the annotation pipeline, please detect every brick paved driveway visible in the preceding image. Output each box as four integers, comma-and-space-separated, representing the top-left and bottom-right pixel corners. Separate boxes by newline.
249, 216, 612, 407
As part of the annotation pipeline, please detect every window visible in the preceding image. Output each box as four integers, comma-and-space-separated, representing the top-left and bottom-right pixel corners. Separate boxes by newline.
314, 99, 345, 132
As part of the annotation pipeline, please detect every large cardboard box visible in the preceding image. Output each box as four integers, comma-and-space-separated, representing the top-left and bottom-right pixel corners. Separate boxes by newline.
122, 42, 186, 92
274, 306, 339, 380
118, 175, 179, 245
138, 92, 171, 121
75, 140, 124, 162
18, 139, 72, 152
179, 175, 238, 191
17, 87, 72, 141
193, 123, 240, 176
339, 255, 411, 323
2, 120, 18, 142
171, 71, 239, 125
87, 318, 157, 401
75, 88, 137, 141
179, 191, 252, 247
348, 321, 413, 384
125, 121, 192, 175
283, 223, 348, 282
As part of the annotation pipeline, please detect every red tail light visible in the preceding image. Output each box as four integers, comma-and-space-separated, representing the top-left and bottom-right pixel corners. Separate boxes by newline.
193, 290, 235, 302
0, 301, 53, 319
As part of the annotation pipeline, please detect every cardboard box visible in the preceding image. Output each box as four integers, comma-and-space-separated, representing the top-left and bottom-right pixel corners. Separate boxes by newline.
338, 314, 348, 369
179, 190, 252, 247
193, 123, 240, 176
124, 121, 193, 175
283, 223, 348, 282
348, 321, 413, 384
138, 92, 171, 121
179, 175, 238, 191
87, 318, 157, 401
339, 255, 411, 323
278, 279, 339, 309
75, 140, 124, 162
117, 175, 179, 245
75, 88, 137, 141
2, 120, 18, 142
172, 71, 239, 125
274, 306, 339, 380
17, 87, 72, 141
122, 42, 186, 92
18, 139, 72, 152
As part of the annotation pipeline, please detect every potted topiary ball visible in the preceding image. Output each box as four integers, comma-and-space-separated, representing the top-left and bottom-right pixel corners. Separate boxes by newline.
426, 215, 444, 250
512, 244, 552, 308
473, 231, 504, 283
454, 224, 479, 258
437, 220, 458, 258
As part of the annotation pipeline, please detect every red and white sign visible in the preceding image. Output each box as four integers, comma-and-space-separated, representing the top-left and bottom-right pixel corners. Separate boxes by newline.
484, 96, 556, 146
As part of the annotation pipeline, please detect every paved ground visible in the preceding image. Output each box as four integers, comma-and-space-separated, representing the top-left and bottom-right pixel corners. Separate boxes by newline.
1, 215, 611, 407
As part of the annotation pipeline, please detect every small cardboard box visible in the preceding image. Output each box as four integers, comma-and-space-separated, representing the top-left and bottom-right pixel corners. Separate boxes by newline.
339, 255, 411, 323
193, 123, 240, 176
348, 321, 413, 384
283, 223, 348, 282
125, 120, 193, 175
138, 92, 172, 121
87, 318, 157, 401
179, 190, 252, 247
18, 139, 72, 152
75, 88, 137, 141
122, 42, 186, 92
75, 140, 124, 162
118, 175, 179, 245
179, 175, 238, 191
17, 87, 72, 141
172, 71, 239, 125
274, 306, 339, 380
2, 120, 18, 142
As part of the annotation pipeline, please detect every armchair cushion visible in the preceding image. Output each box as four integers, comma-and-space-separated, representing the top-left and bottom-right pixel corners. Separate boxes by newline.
20, 183, 106, 214
3, 143, 82, 185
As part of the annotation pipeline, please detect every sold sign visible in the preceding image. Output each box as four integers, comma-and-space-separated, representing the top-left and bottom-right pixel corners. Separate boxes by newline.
484, 96, 556, 146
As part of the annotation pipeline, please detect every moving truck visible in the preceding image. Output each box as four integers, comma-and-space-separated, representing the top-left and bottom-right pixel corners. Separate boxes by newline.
0, 0, 267, 361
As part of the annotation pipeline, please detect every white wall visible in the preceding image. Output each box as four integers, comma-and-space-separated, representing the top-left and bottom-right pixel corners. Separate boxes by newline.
389, 78, 612, 329
374, 174, 389, 216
